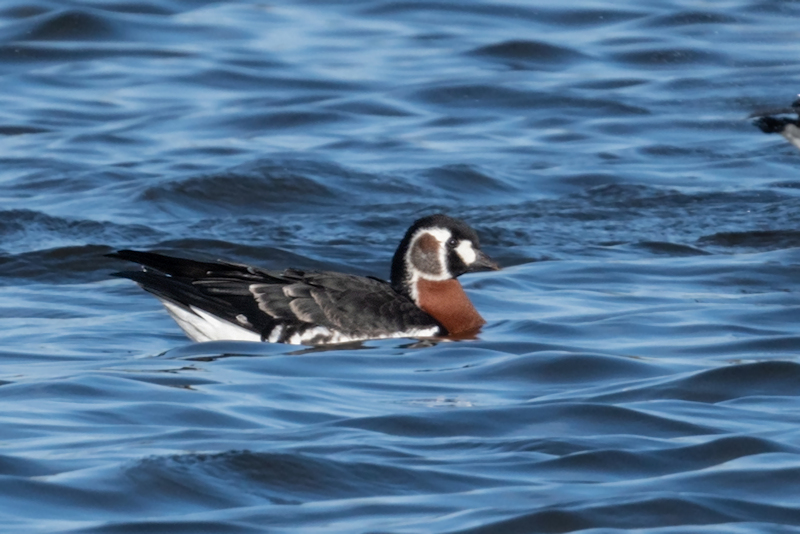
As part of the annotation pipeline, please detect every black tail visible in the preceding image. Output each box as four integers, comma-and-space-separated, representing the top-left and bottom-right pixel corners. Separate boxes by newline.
106, 249, 223, 278
107, 249, 273, 336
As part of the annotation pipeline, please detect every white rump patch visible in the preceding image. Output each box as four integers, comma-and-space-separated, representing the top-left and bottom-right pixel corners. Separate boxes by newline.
160, 300, 260, 342
455, 240, 477, 265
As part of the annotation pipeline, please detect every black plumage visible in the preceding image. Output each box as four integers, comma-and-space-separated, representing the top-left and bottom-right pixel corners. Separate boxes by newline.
108, 249, 443, 344
108, 214, 499, 345
750, 97, 800, 150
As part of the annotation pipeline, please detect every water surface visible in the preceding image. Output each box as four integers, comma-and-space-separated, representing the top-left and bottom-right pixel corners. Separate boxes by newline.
2, 0, 800, 532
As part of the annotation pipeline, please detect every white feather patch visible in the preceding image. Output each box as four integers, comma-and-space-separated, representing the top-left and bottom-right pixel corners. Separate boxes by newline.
160, 300, 261, 342
267, 324, 284, 343
159, 300, 440, 345
455, 240, 477, 265
783, 124, 800, 150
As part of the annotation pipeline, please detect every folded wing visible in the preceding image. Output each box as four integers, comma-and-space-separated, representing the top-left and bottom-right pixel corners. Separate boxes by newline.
109, 250, 442, 344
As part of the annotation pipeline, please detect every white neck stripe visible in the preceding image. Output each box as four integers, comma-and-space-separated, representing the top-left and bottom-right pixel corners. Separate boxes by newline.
404, 227, 453, 304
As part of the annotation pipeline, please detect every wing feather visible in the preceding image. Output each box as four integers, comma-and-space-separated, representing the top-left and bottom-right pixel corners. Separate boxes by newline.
109, 251, 442, 344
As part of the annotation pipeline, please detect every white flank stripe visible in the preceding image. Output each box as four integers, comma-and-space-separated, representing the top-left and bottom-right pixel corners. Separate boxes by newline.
160, 300, 440, 344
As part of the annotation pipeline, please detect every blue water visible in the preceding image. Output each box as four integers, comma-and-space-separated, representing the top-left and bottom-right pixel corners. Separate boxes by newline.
2, 1, 800, 532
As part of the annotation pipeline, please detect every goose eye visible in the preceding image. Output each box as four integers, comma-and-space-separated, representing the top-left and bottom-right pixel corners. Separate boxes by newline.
447, 238, 458, 248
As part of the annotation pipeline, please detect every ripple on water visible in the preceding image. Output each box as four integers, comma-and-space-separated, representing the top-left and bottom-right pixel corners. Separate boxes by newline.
1, 0, 800, 532
469, 39, 588, 70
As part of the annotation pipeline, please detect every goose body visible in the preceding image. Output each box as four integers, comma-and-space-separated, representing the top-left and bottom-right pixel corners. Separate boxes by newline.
109, 214, 499, 345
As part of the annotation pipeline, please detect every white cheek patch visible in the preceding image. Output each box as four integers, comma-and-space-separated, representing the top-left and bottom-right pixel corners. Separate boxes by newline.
455, 240, 477, 265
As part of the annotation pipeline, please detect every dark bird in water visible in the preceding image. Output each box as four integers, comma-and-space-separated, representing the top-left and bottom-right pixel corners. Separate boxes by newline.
750, 96, 800, 151
107, 214, 500, 345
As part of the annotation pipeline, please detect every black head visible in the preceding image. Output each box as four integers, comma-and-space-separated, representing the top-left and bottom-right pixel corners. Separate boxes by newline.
390, 214, 499, 296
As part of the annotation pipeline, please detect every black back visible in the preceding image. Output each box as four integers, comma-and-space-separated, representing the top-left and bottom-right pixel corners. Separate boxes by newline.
109, 250, 443, 343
